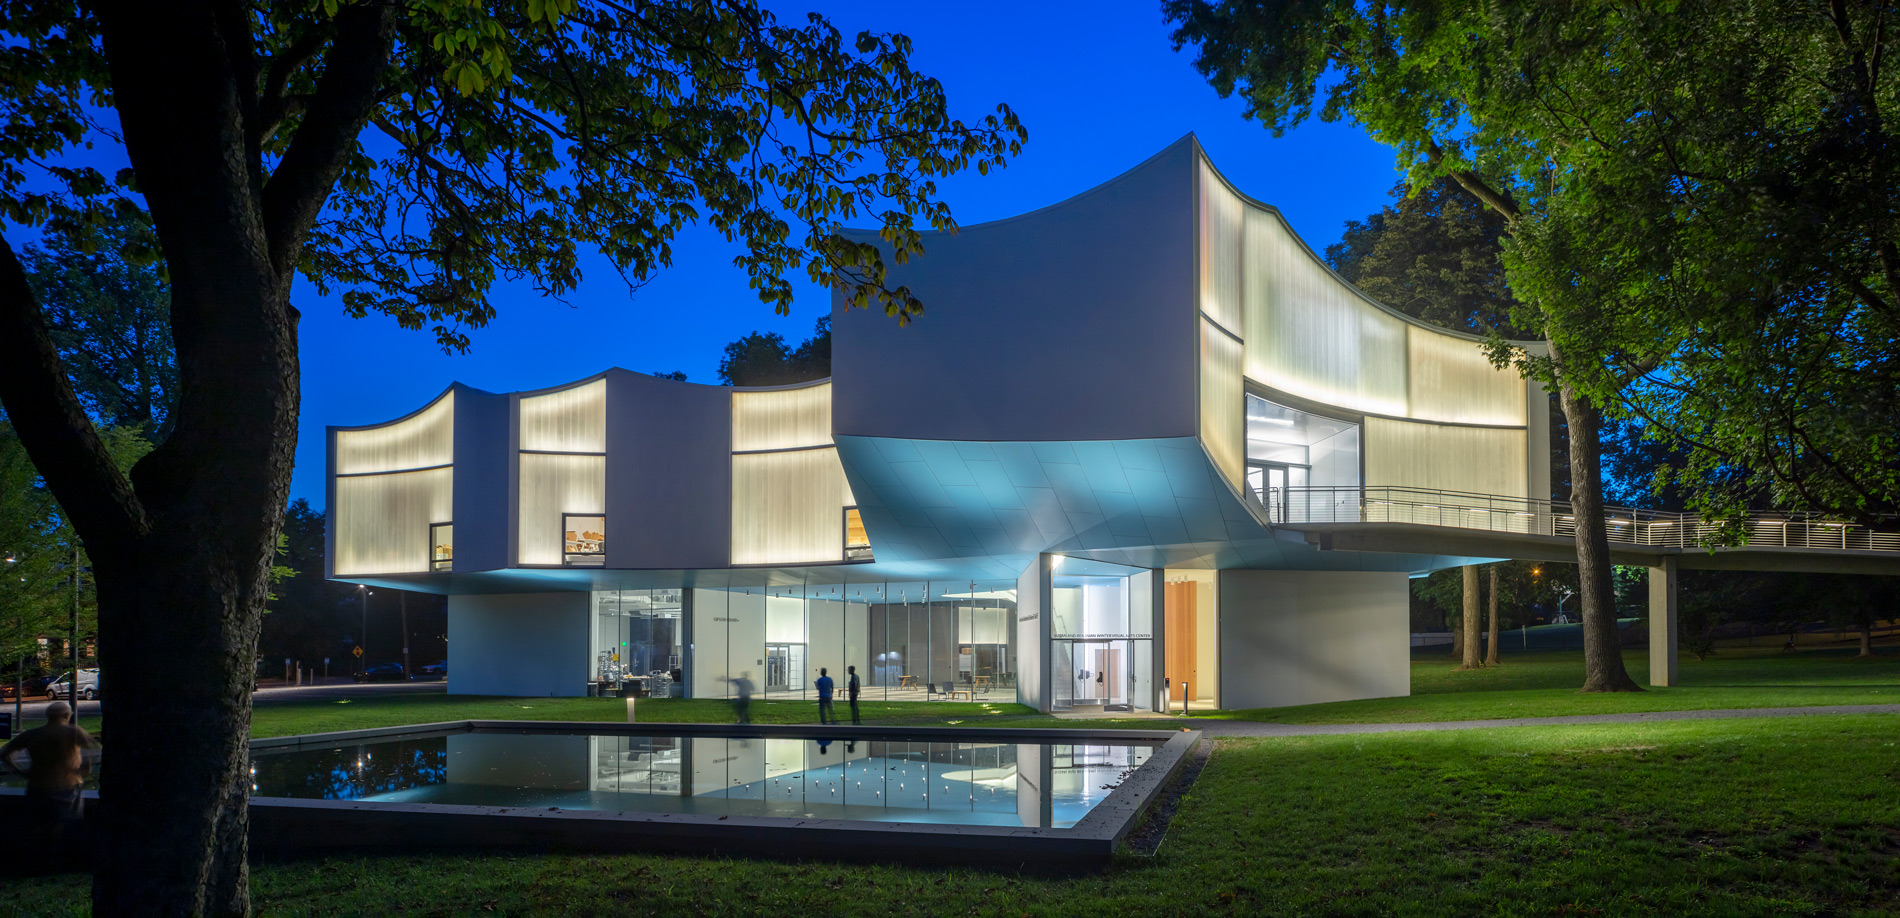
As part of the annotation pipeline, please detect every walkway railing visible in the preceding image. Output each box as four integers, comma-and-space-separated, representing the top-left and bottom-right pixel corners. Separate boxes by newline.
1252, 485, 1900, 553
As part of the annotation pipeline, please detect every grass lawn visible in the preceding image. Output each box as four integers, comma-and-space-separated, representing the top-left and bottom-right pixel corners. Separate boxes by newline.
9, 713, 1897, 916
245, 694, 1038, 739
1202, 644, 1900, 726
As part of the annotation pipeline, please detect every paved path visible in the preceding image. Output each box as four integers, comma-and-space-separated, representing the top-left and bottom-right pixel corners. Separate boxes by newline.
4, 680, 446, 728
1174, 703, 1900, 737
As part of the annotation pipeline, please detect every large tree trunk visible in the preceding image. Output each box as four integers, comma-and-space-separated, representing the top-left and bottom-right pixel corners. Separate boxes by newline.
92, 534, 277, 915
1460, 565, 1482, 669
1486, 565, 1501, 666
0, 5, 392, 914
1555, 381, 1643, 692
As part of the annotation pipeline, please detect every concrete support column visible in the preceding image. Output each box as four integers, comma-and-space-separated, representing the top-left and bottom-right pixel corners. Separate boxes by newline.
1147, 569, 1167, 713
1648, 556, 1679, 687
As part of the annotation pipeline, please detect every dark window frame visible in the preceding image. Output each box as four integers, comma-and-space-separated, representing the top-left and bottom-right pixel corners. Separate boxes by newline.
561, 512, 608, 566
842, 506, 872, 561
430, 521, 454, 572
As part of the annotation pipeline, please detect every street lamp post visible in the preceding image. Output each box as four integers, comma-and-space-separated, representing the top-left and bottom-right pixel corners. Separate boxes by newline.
6, 550, 19, 726
358, 585, 373, 677
69, 542, 78, 709
399, 592, 410, 681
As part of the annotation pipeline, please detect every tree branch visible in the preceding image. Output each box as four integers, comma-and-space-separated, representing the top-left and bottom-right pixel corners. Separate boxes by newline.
261, 2, 394, 277
253, 27, 329, 150
0, 235, 147, 545
1426, 138, 1522, 225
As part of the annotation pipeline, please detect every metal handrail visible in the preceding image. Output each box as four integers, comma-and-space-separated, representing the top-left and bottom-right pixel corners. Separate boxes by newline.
1250, 485, 1900, 553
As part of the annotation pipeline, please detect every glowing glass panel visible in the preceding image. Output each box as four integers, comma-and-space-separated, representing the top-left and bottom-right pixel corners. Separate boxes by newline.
333, 467, 452, 575
1364, 417, 1527, 498
520, 379, 606, 453
732, 383, 832, 452
1240, 206, 1409, 416
1405, 326, 1526, 425
1198, 161, 1244, 334
334, 391, 453, 474
730, 447, 848, 565
1199, 317, 1245, 490
518, 453, 606, 565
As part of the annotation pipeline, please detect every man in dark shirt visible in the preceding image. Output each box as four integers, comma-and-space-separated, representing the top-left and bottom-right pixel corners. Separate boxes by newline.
846, 665, 862, 724
1, 701, 97, 851
815, 667, 835, 725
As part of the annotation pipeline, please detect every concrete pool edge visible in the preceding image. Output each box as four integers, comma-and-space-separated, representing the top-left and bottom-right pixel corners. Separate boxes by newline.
243, 720, 1203, 866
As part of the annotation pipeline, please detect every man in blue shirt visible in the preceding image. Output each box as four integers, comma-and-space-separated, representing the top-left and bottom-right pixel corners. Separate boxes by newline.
815, 667, 835, 725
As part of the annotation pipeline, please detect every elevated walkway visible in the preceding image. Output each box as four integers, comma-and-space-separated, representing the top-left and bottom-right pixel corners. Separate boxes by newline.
1260, 486, 1900, 575
1251, 485, 1900, 690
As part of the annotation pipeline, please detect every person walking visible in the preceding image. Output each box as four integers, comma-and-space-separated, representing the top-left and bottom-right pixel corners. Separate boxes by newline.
0, 700, 97, 863
725, 672, 755, 724
815, 667, 836, 725
846, 665, 862, 724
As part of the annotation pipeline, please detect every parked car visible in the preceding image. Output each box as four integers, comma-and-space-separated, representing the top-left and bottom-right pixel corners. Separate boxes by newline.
0, 673, 56, 700
355, 663, 408, 683
45, 668, 101, 700
416, 661, 447, 680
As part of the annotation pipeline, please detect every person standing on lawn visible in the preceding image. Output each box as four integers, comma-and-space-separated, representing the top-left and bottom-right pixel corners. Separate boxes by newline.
846, 665, 862, 724
0, 700, 97, 861
815, 667, 836, 725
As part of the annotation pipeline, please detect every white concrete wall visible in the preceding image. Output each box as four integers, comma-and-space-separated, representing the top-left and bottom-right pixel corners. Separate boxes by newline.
1217, 570, 1409, 710
448, 592, 591, 696
1015, 556, 1047, 712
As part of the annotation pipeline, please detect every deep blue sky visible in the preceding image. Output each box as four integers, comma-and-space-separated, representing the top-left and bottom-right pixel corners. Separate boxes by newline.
290, 1, 1401, 506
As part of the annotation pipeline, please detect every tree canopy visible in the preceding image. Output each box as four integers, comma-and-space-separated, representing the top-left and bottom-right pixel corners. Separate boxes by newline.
22, 213, 175, 439
0, 3, 1026, 913
717, 315, 831, 385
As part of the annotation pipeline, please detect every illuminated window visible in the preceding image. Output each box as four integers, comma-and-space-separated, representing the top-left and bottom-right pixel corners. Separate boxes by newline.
563, 513, 606, 566
517, 380, 606, 566
844, 507, 872, 561
430, 522, 454, 572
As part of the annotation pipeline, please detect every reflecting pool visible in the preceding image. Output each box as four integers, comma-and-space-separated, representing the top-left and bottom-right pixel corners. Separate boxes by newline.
249, 732, 1154, 829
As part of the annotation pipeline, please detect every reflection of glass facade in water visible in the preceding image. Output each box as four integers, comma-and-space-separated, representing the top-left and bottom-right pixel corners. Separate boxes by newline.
687, 580, 1018, 701
249, 732, 1152, 829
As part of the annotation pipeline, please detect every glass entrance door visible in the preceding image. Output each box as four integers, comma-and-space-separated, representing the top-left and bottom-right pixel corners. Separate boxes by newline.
765, 643, 804, 693
1247, 463, 1311, 522
1058, 639, 1149, 711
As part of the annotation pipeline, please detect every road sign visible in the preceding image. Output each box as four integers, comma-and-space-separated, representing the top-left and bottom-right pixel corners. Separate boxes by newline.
352, 646, 364, 658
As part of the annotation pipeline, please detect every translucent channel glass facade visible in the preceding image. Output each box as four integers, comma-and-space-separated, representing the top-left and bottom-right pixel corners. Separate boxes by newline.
1197, 159, 1532, 502
730, 382, 858, 566
684, 580, 1017, 702
518, 379, 607, 566
333, 391, 454, 576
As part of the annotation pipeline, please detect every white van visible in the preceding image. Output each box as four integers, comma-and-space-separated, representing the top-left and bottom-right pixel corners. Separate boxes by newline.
46, 668, 101, 700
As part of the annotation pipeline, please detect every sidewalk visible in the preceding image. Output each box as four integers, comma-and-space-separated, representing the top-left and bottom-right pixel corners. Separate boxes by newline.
1178, 702, 1900, 737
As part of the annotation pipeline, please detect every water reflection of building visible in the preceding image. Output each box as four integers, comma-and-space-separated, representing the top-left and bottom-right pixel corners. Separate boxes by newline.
327, 136, 1544, 713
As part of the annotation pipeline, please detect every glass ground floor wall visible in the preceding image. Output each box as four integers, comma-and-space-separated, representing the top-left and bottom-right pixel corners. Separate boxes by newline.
592, 589, 685, 697
1050, 563, 1156, 713
666, 580, 1018, 703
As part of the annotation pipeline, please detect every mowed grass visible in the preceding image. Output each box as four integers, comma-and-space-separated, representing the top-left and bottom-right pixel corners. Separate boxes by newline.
1204, 644, 1900, 725
246, 694, 1037, 739
9, 714, 1898, 916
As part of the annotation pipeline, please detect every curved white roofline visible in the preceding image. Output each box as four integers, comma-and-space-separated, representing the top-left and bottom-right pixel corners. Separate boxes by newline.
328, 383, 459, 433
848, 132, 1541, 349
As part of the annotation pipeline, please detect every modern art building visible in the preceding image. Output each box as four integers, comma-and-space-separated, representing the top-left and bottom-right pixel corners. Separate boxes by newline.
326, 136, 1549, 713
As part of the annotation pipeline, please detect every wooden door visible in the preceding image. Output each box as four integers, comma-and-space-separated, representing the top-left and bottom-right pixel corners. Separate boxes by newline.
1165, 581, 1197, 701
